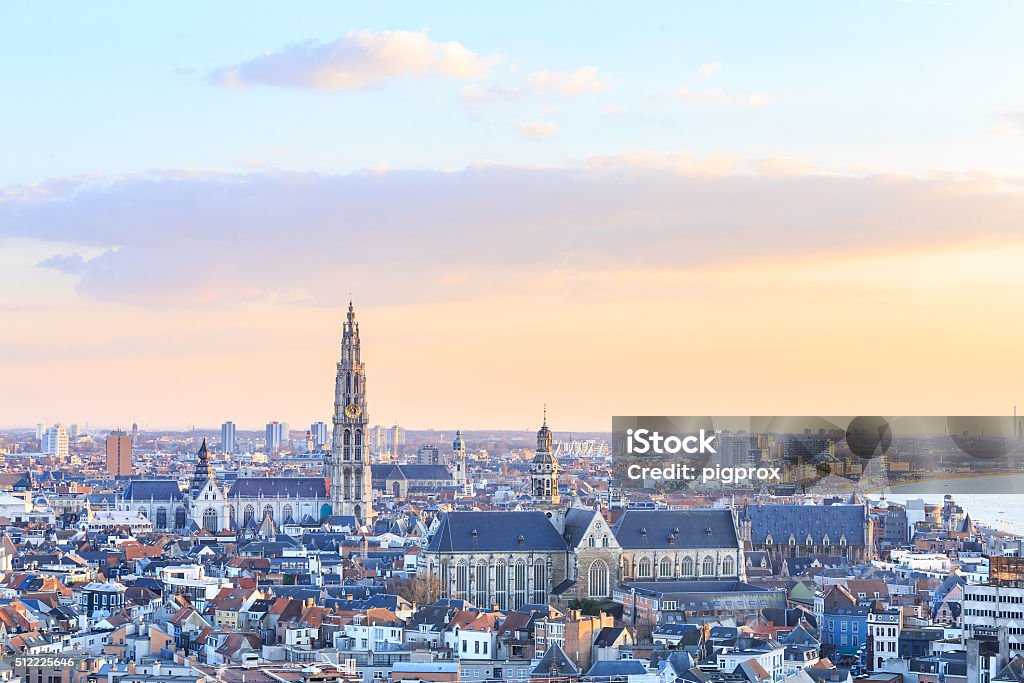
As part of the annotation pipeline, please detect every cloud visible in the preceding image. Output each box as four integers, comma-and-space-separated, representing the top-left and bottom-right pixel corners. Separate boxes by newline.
460, 66, 609, 106
526, 67, 608, 96
211, 29, 493, 90
36, 252, 87, 274
517, 121, 558, 139
3, 160, 1023, 309
992, 110, 1024, 138
677, 87, 772, 109
697, 62, 721, 79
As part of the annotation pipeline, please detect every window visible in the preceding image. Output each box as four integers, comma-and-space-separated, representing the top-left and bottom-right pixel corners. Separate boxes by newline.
722, 556, 735, 576
660, 557, 673, 577
702, 557, 715, 577
203, 507, 218, 533
638, 558, 653, 578
589, 560, 609, 598
681, 557, 694, 577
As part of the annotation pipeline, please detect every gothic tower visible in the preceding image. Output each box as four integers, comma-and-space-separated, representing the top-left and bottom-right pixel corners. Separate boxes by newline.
327, 301, 374, 523
530, 409, 560, 506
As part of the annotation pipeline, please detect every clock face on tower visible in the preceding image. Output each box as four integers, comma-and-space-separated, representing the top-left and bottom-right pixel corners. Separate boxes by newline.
344, 403, 362, 419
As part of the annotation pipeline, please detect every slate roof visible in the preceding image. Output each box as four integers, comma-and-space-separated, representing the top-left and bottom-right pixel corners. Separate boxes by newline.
994, 655, 1024, 682
425, 511, 569, 553
562, 508, 600, 547
531, 642, 580, 677
586, 660, 648, 678
228, 477, 328, 498
744, 504, 866, 546
123, 480, 185, 501
372, 464, 453, 481
612, 509, 741, 550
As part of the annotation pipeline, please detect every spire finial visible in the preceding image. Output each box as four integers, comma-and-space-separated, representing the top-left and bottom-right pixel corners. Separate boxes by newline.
543, 404, 547, 427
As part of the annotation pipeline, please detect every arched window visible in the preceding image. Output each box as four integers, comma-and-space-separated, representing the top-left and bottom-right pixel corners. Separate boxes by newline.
495, 561, 508, 610
659, 557, 673, 578
203, 508, 218, 533
701, 556, 715, 577
513, 560, 528, 609
343, 429, 351, 461
455, 561, 469, 599
637, 558, 653, 578
533, 559, 547, 603
174, 507, 186, 529
243, 504, 255, 527
475, 561, 489, 607
354, 429, 362, 461
137, 506, 147, 518
822, 535, 830, 546
681, 557, 694, 577
155, 507, 168, 529
263, 504, 274, 521
722, 556, 736, 576
589, 560, 609, 598
588, 536, 595, 548
602, 534, 609, 547
282, 504, 294, 524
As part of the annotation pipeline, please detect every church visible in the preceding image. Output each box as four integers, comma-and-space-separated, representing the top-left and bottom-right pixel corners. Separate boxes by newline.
422, 416, 746, 608
116, 302, 378, 533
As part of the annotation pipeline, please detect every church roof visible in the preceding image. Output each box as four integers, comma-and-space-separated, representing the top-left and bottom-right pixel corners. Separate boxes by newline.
613, 509, 741, 550
228, 477, 328, 498
744, 504, 866, 546
562, 508, 602, 547
372, 464, 452, 481
426, 511, 568, 553
124, 480, 184, 501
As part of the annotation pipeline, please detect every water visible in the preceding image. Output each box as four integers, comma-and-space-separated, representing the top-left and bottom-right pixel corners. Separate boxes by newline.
885, 474, 1024, 534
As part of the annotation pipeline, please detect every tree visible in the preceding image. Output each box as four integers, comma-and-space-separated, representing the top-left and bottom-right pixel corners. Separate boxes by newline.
387, 574, 443, 606
568, 598, 602, 616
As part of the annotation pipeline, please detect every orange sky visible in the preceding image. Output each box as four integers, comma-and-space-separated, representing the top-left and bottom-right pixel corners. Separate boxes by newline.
3, 211, 1024, 431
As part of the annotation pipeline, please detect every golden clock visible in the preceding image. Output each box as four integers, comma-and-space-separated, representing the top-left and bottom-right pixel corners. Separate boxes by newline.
344, 403, 362, 419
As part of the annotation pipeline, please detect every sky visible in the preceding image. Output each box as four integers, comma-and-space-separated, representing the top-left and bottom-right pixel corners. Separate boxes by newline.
2, 2, 1024, 432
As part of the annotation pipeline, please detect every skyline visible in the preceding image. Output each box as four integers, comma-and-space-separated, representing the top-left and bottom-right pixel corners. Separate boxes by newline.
3, 2, 1024, 430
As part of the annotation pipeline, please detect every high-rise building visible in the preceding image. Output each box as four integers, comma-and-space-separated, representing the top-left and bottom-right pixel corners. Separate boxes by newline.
417, 444, 440, 465
327, 301, 373, 522
371, 424, 390, 455
106, 429, 132, 477
221, 421, 236, 453
310, 421, 328, 449
131, 422, 139, 445
265, 421, 287, 454
35, 423, 46, 441
42, 424, 69, 458
390, 424, 405, 456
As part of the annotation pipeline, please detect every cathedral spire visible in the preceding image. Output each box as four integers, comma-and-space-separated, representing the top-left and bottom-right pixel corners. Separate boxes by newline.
329, 299, 373, 524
